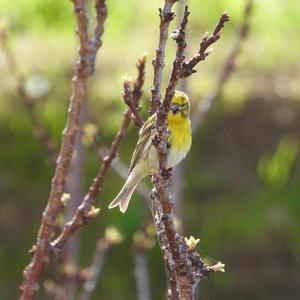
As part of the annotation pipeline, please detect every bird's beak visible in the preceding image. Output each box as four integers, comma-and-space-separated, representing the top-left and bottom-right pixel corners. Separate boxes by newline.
171, 103, 180, 114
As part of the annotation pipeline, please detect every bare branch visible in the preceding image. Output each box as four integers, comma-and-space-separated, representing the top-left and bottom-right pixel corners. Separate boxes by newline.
132, 53, 147, 105
181, 12, 230, 78
0, 30, 56, 162
150, 0, 177, 115
93, 0, 107, 51
19, 0, 107, 298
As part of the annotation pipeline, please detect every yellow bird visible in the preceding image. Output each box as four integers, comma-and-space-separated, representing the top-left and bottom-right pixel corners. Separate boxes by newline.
108, 91, 192, 213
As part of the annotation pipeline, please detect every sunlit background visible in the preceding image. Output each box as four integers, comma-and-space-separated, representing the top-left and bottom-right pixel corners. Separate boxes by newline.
0, 0, 300, 299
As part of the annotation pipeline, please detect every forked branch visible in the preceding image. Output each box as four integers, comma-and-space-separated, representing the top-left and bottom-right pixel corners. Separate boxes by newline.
181, 12, 230, 78
50, 55, 146, 255
19, 0, 107, 298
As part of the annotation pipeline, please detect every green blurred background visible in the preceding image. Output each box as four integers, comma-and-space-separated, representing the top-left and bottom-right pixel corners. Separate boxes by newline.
0, 0, 300, 299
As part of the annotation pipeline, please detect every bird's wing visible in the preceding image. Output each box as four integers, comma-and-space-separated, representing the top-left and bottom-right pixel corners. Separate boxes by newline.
128, 113, 157, 174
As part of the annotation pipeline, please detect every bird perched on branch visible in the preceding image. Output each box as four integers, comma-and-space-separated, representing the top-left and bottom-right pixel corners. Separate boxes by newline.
109, 91, 192, 213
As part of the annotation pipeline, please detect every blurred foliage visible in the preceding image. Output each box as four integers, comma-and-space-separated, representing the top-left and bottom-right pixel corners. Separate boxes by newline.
0, 0, 300, 299
258, 137, 299, 188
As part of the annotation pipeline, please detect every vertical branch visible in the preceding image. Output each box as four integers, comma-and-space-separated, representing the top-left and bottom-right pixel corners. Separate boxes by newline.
19, 1, 107, 298
150, 6, 229, 300
150, 0, 177, 115
161, 5, 190, 115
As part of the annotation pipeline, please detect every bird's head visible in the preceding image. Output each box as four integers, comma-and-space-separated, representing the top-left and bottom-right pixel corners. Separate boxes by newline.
168, 90, 190, 123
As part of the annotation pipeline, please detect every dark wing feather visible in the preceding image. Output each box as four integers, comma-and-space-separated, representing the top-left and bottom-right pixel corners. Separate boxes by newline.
128, 114, 156, 174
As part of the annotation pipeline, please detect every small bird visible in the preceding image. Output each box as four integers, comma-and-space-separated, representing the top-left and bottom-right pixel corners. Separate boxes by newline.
108, 91, 192, 213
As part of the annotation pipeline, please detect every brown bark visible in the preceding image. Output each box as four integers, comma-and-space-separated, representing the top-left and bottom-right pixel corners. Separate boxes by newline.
19, 1, 107, 298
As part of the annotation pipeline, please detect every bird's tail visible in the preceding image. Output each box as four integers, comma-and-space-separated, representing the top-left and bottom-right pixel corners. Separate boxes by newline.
108, 183, 137, 213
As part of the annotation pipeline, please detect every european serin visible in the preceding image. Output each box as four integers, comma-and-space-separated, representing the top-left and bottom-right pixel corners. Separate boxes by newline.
108, 90, 192, 213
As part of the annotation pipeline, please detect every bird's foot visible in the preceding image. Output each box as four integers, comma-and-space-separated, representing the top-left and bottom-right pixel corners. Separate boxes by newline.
160, 167, 172, 179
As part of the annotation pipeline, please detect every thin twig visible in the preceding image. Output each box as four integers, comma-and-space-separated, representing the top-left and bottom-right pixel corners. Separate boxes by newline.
150, 0, 177, 115
132, 53, 147, 106
19, 1, 107, 298
0, 30, 57, 162
123, 80, 144, 128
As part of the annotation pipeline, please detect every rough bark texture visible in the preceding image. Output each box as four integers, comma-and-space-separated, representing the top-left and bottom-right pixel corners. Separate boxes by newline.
19, 1, 107, 298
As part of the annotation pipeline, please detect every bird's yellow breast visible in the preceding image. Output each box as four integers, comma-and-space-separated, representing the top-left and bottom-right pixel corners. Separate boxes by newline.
166, 120, 191, 168
168, 117, 192, 152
